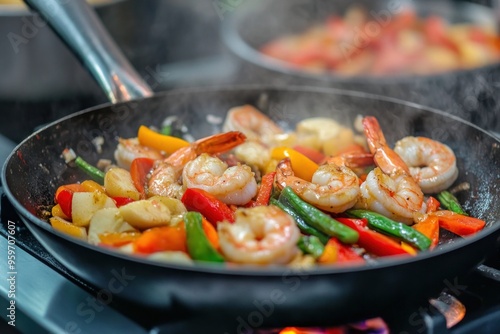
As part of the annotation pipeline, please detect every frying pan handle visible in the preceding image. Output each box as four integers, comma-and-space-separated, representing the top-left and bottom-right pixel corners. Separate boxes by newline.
23, 0, 153, 103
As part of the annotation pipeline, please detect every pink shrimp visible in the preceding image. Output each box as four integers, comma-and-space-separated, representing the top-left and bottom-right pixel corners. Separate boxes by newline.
148, 131, 246, 198
355, 116, 426, 224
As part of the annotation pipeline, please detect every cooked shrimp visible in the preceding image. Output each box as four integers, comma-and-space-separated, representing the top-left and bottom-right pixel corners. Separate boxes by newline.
114, 138, 164, 169
356, 117, 426, 224
222, 105, 286, 146
148, 163, 184, 198
275, 157, 361, 213
394, 136, 458, 194
218, 206, 301, 265
183, 153, 258, 205
148, 131, 246, 198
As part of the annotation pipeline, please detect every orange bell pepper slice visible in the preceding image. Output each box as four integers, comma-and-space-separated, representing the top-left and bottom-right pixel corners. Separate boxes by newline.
413, 215, 440, 249
431, 210, 486, 237
134, 224, 187, 254
133, 218, 219, 254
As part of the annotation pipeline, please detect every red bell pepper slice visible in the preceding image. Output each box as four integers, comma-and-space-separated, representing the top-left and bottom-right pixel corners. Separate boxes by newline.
181, 188, 235, 225
130, 157, 155, 196
431, 210, 486, 237
54, 184, 85, 219
112, 197, 136, 208
252, 172, 276, 207
426, 196, 441, 213
55, 189, 73, 218
336, 217, 411, 257
334, 238, 365, 263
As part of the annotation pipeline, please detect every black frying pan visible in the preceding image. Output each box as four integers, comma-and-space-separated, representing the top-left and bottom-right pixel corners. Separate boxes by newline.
2, 0, 500, 330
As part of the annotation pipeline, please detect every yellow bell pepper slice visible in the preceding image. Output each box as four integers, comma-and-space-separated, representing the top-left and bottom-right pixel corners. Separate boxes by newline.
137, 125, 190, 154
401, 242, 418, 255
271, 146, 319, 182
81, 180, 105, 193
51, 204, 70, 220
50, 217, 87, 241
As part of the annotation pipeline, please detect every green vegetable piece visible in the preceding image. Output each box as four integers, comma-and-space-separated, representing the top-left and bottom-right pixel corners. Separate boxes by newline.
346, 209, 431, 251
270, 198, 329, 244
280, 187, 359, 244
75, 156, 105, 184
185, 211, 225, 263
160, 125, 172, 136
437, 191, 468, 216
297, 235, 325, 259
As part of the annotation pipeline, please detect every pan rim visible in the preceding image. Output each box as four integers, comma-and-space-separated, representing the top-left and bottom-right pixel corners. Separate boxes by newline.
2, 84, 500, 277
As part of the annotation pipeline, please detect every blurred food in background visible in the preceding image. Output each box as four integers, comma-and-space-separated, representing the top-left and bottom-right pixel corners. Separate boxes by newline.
259, 6, 500, 76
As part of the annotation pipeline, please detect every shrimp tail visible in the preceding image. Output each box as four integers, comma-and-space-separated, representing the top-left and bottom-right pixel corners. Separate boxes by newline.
193, 131, 247, 155
165, 131, 247, 168
327, 152, 374, 168
362, 116, 410, 175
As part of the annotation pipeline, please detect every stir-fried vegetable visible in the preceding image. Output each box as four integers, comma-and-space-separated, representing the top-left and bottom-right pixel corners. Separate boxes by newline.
335, 218, 412, 257
251, 171, 276, 207
297, 235, 325, 259
280, 186, 359, 244
437, 191, 468, 215
346, 210, 431, 251
137, 125, 190, 154
271, 147, 319, 182
48, 109, 488, 268
318, 238, 364, 265
270, 198, 330, 244
181, 188, 235, 225
431, 210, 486, 236
130, 157, 155, 197
185, 212, 225, 263
412, 215, 440, 249
74, 156, 105, 183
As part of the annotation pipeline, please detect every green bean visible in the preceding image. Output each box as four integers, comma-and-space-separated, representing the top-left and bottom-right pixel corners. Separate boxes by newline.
346, 209, 431, 251
74, 156, 105, 184
270, 198, 329, 244
437, 191, 468, 216
279, 187, 359, 244
297, 235, 325, 259
185, 212, 225, 263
